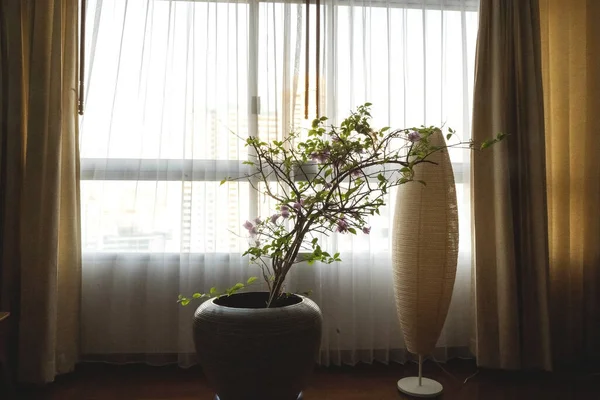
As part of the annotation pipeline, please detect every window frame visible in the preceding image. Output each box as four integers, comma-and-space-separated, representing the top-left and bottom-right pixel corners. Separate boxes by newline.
80, 0, 476, 253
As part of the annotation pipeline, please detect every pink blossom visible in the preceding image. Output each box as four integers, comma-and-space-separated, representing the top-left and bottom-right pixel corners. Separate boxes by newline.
281, 205, 290, 219
336, 218, 349, 233
270, 214, 280, 224
254, 217, 261, 225
362, 226, 371, 234
407, 130, 421, 143
293, 199, 305, 210
243, 220, 254, 231
310, 150, 331, 164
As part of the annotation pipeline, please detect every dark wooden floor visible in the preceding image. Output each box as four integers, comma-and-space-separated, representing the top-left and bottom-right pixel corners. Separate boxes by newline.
16, 359, 600, 400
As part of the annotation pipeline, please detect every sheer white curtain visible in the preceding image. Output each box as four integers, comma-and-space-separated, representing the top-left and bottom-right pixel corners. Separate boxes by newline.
80, 0, 479, 367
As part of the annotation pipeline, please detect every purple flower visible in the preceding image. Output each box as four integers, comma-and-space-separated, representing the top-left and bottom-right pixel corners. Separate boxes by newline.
310, 150, 331, 164
270, 214, 280, 224
243, 220, 258, 236
336, 218, 349, 233
254, 217, 261, 225
351, 168, 362, 177
407, 130, 421, 143
281, 205, 290, 218
362, 226, 371, 234
293, 199, 305, 210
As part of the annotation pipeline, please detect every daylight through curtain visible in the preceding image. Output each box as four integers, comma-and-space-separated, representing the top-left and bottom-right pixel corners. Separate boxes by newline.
80, 0, 479, 366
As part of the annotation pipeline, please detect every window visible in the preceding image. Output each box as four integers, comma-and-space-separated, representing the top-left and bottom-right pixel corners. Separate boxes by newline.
80, 0, 479, 254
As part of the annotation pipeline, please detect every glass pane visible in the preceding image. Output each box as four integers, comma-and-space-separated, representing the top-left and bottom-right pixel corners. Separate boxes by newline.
82, 181, 250, 253
81, 0, 250, 160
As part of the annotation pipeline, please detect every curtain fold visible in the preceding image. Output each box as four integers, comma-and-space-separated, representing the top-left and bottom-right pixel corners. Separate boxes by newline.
0, 0, 25, 384
540, 0, 600, 366
0, 0, 81, 384
471, 0, 552, 370
80, 0, 480, 367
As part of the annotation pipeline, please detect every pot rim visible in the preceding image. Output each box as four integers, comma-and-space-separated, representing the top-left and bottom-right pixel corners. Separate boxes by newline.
207, 291, 309, 310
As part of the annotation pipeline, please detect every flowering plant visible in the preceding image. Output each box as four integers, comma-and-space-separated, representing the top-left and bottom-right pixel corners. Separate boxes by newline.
179, 104, 504, 307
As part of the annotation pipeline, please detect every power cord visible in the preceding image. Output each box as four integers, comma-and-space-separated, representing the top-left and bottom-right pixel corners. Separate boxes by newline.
578, 371, 600, 380
431, 358, 600, 385
462, 369, 480, 384
430, 356, 480, 388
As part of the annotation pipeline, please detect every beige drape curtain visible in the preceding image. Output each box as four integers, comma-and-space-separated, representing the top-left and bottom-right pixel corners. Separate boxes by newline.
471, 0, 553, 370
540, 0, 600, 365
0, 0, 81, 384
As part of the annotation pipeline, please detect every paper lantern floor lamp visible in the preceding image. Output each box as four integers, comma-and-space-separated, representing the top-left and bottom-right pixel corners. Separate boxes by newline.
391, 129, 459, 397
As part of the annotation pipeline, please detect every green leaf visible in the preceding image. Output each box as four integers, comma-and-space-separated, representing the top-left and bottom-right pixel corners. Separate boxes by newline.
192, 293, 203, 299
446, 133, 452, 140
209, 287, 218, 296
480, 140, 493, 150
220, 178, 228, 185
346, 186, 358, 197
242, 161, 255, 166
181, 299, 190, 306
348, 228, 357, 235
247, 276, 258, 285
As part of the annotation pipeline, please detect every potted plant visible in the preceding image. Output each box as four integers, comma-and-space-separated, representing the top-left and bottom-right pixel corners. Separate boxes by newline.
178, 104, 504, 400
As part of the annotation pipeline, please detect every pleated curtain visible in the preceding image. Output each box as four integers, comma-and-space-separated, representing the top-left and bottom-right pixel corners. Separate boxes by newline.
470, 0, 553, 371
0, 0, 82, 384
540, 0, 600, 366
471, 0, 600, 371
79, 0, 480, 367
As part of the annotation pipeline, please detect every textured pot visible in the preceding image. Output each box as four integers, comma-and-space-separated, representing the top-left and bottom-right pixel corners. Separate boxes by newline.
391, 129, 459, 356
193, 292, 322, 400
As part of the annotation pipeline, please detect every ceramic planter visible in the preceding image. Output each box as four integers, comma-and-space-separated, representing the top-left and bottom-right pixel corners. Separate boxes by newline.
193, 292, 322, 400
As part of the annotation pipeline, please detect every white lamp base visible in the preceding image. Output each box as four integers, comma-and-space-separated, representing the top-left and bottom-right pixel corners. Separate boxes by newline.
397, 377, 443, 398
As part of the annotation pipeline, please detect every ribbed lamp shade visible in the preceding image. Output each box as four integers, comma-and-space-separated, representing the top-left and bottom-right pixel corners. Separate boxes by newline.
391, 130, 458, 356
